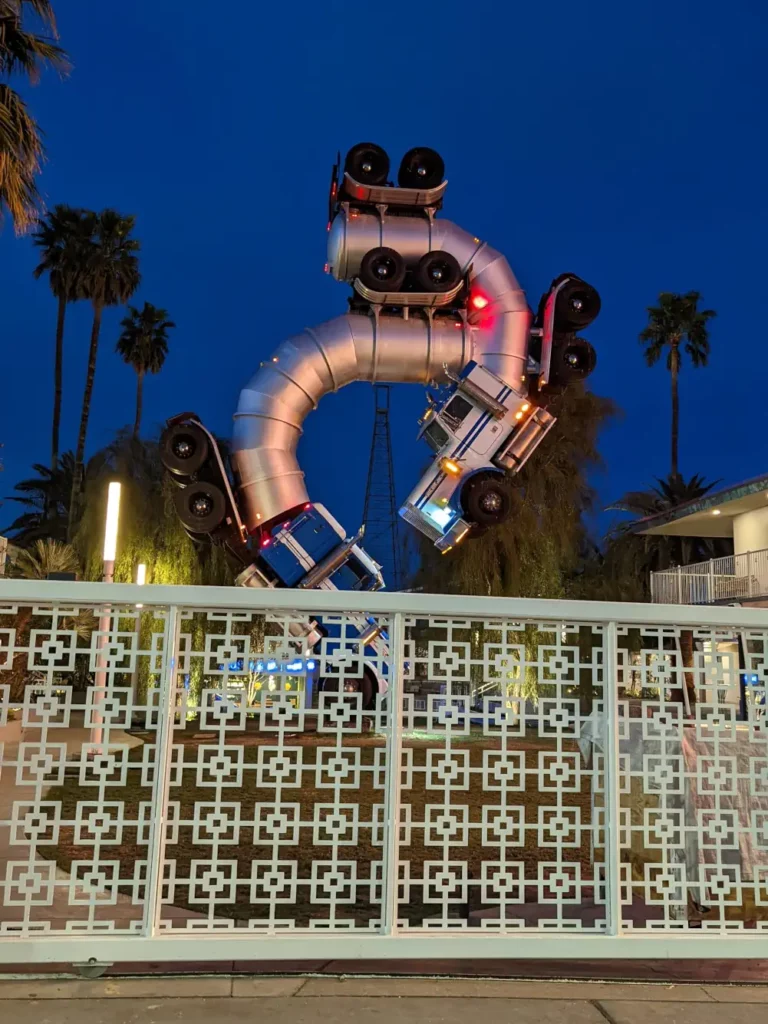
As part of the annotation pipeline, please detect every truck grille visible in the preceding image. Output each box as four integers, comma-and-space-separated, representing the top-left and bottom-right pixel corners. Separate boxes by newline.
400, 504, 442, 542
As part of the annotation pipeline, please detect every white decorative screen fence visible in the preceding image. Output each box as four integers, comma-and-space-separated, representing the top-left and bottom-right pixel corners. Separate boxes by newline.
1, 580, 768, 964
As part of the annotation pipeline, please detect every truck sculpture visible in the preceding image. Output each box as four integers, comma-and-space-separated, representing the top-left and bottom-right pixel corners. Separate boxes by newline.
160, 143, 600, 706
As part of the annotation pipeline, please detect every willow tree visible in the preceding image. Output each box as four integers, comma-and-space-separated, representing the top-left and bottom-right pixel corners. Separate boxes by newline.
74, 431, 231, 587
415, 384, 617, 598
73, 431, 234, 705
413, 385, 617, 704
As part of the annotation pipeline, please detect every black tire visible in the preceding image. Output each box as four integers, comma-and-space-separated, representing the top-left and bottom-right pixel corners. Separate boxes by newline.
398, 147, 445, 189
344, 142, 389, 185
414, 251, 462, 293
174, 482, 227, 534
320, 667, 377, 711
461, 472, 513, 528
466, 524, 489, 541
359, 247, 407, 292
160, 422, 210, 477
550, 337, 597, 384
554, 276, 601, 331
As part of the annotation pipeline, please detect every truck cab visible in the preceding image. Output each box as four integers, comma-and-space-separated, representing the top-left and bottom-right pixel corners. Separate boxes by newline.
253, 503, 384, 593
399, 361, 555, 552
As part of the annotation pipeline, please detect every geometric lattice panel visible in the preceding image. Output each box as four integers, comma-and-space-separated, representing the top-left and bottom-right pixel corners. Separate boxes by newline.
616, 623, 768, 931
398, 616, 607, 931
0, 599, 171, 936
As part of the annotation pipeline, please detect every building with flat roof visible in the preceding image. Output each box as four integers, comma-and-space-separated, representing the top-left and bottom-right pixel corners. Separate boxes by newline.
635, 474, 768, 605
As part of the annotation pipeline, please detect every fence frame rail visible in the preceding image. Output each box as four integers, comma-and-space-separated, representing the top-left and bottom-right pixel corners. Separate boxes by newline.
2, 579, 768, 964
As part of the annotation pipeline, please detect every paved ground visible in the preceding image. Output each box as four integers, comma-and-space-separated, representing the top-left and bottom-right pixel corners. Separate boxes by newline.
1, 977, 768, 1023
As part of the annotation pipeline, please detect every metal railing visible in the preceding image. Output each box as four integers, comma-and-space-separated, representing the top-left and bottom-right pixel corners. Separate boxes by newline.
651, 548, 768, 605
2, 578, 768, 965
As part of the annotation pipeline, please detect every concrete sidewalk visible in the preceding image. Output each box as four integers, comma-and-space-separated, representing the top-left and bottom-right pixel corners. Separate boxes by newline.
1, 976, 768, 1023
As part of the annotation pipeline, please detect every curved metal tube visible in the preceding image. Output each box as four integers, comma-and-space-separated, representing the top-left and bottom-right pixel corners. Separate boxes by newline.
233, 209, 531, 532
233, 313, 471, 527
328, 211, 531, 384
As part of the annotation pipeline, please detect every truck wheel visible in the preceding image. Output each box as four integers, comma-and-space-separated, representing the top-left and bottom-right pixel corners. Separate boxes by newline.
344, 142, 389, 185
320, 668, 377, 711
461, 472, 512, 528
414, 251, 462, 293
359, 247, 407, 292
161, 422, 209, 477
554, 277, 601, 331
174, 482, 226, 534
550, 337, 597, 383
398, 147, 444, 189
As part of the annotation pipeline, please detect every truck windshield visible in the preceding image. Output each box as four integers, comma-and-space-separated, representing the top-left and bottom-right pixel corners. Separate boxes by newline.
424, 420, 449, 452
443, 394, 473, 427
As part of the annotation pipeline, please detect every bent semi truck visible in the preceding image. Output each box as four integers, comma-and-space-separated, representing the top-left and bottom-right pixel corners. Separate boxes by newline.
160, 143, 600, 706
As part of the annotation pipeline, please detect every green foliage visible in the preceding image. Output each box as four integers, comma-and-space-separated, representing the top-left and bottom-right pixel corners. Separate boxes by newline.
116, 301, 175, 437
33, 205, 96, 466
73, 430, 233, 587
11, 536, 80, 578
33, 204, 93, 299
116, 302, 174, 375
415, 384, 618, 598
70, 209, 142, 533
80, 209, 141, 308
639, 291, 715, 370
2, 451, 97, 544
576, 472, 730, 602
0, 2, 67, 79
0, 1, 68, 233
639, 291, 716, 478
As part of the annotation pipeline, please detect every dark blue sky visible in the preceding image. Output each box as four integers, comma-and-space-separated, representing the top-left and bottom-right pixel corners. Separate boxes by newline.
2, 0, 767, 556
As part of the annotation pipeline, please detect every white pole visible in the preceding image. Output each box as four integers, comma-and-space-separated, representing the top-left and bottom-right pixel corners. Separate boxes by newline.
131, 563, 147, 710
604, 621, 623, 936
91, 483, 121, 751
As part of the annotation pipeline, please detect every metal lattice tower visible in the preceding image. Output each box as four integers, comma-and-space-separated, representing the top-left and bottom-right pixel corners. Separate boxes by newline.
362, 384, 402, 590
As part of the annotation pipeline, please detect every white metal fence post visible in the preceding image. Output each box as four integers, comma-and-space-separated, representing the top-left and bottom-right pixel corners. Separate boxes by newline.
382, 610, 405, 935
603, 620, 623, 937
143, 604, 181, 937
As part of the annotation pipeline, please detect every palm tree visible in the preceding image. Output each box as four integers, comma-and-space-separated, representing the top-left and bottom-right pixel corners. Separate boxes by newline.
598, 472, 731, 709
69, 209, 140, 537
5, 536, 82, 700
3, 450, 105, 545
32, 205, 94, 468
0, 1, 69, 233
116, 302, 174, 438
607, 472, 725, 574
12, 535, 79, 577
639, 292, 716, 479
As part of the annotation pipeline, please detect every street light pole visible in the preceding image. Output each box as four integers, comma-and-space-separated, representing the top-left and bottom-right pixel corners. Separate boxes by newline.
91, 482, 121, 750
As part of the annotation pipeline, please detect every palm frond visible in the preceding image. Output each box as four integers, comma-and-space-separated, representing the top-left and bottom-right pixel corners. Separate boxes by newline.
116, 301, 174, 374
80, 209, 141, 306
11, 538, 80, 579
0, 1, 69, 80
0, 82, 43, 232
